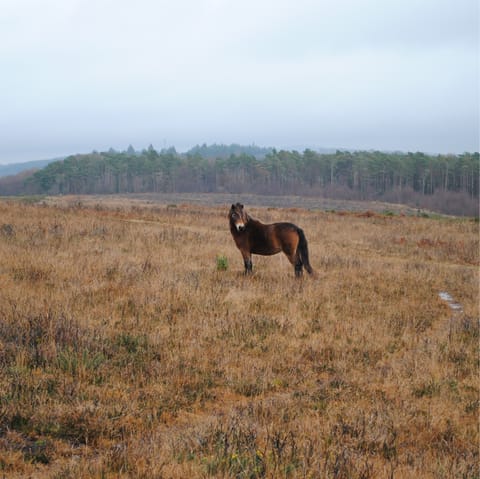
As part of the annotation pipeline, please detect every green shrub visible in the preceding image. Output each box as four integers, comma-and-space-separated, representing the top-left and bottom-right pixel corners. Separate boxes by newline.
216, 255, 229, 271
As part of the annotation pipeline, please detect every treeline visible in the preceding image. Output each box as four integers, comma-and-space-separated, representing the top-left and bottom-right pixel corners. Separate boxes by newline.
3, 146, 479, 215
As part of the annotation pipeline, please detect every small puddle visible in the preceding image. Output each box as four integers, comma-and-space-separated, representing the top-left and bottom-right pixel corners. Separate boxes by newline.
439, 291, 463, 312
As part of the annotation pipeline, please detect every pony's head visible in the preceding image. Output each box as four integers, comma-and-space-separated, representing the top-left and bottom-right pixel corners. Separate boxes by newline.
229, 203, 249, 232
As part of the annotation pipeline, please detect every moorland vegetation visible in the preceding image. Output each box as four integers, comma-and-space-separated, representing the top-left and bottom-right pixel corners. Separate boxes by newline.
0, 195, 478, 478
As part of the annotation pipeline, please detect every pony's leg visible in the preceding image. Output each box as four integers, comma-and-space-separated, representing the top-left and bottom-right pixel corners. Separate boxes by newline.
242, 252, 253, 274
285, 251, 303, 277
294, 259, 303, 277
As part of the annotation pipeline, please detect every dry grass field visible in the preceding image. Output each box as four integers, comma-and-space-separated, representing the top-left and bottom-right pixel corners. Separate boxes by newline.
0, 195, 478, 478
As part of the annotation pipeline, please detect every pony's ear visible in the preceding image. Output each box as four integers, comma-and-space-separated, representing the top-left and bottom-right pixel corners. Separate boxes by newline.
231, 204, 235, 209
239, 203, 244, 209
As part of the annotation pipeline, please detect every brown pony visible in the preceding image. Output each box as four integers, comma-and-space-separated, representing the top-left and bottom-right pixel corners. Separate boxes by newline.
228, 203, 314, 277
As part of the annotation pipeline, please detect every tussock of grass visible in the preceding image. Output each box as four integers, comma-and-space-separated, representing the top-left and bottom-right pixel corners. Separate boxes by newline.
0, 197, 478, 478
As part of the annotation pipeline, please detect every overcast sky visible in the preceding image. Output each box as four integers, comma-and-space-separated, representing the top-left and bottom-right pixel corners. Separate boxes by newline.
1, 0, 478, 163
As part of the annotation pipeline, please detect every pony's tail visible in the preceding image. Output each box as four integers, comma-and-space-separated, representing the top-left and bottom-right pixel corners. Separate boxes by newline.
297, 228, 315, 276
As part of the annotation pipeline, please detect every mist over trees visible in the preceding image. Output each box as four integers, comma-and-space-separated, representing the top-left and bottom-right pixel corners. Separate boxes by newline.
187, 143, 272, 159
1, 145, 478, 216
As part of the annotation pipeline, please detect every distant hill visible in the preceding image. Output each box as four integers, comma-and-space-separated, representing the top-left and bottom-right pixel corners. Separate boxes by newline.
0, 158, 64, 178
